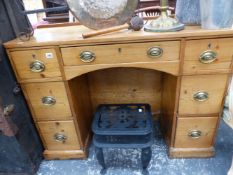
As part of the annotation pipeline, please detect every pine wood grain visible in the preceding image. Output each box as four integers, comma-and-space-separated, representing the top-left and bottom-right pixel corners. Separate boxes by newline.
179, 74, 229, 115
66, 75, 93, 148
10, 48, 62, 81
4, 24, 233, 160
4, 25, 233, 49
183, 38, 233, 75
169, 147, 215, 158
61, 41, 180, 66
23, 81, 72, 121
174, 116, 218, 148
63, 61, 180, 80
43, 150, 86, 160
38, 120, 81, 150
160, 73, 179, 147
87, 68, 162, 115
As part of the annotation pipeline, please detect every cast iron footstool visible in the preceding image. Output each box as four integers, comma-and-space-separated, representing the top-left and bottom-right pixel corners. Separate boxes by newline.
92, 104, 154, 175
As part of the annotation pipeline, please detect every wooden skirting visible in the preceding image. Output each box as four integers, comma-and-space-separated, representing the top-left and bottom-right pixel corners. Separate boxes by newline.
43, 150, 87, 160
169, 147, 215, 158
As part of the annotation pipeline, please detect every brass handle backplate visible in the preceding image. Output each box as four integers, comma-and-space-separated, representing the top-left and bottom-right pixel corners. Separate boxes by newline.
54, 133, 67, 142
147, 47, 163, 58
188, 130, 202, 139
193, 91, 209, 102
30, 60, 45, 72
41, 96, 56, 106
80, 51, 96, 63
199, 50, 217, 64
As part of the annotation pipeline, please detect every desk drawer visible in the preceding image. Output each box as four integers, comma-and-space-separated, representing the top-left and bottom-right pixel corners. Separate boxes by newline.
183, 38, 233, 74
178, 74, 228, 115
10, 48, 61, 80
174, 117, 218, 148
38, 120, 80, 150
61, 41, 180, 66
23, 82, 72, 121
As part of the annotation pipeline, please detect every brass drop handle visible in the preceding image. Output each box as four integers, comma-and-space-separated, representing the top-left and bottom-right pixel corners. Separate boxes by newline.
80, 51, 96, 63
41, 96, 56, 106
54, 133, 67, 142
30, 60, 45, 72
199, 50, 217, 64
193, 91, 209, 102
188, 130, 202, 139
147, 47, 163, 58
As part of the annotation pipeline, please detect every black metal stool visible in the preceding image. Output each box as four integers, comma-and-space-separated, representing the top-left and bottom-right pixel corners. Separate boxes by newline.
92, 104, 154, 175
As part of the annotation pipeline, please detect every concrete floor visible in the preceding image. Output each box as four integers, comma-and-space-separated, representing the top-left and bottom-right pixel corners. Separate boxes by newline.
37, 120, 233, 175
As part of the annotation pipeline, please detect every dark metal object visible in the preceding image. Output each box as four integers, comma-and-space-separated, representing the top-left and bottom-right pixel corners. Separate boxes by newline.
0, 1, 43, 174
92, 104, 153, 136
9, 0, 35, 41
141, 147, 152, 175
13, 84, 21, 96
23, 5, 69, 15
3, 0, 20, 36
92, 104, 153, 174
66, 0, 139, 29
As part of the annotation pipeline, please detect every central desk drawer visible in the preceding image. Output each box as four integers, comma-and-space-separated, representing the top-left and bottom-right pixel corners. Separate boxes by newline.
38, 120, 80, 150
23, 82, 72, 121
179, 74, 228, 115
61, 41, 180, 66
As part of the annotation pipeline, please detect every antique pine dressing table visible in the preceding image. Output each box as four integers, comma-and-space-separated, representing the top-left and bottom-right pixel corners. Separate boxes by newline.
4, 25, 233, 160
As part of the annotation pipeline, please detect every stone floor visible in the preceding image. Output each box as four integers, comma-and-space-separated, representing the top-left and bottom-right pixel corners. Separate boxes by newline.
37, 120, 233, 175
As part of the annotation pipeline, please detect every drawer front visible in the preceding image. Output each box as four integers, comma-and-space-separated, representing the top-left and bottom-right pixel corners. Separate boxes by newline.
38, 120, 80, 150
23, 82, 72, 121
10, 49, 62, 80
179, 74, 228, 115
174, 117, 218, 148
61, 41, 180, 66
183, 38, 233, 74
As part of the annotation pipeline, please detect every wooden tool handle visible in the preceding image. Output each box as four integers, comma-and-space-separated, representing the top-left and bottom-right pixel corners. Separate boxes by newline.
82, 23, 129, 39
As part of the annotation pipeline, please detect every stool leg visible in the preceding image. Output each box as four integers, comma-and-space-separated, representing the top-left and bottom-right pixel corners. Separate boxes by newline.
95, 147, 106, 174
141, 147, 152, 174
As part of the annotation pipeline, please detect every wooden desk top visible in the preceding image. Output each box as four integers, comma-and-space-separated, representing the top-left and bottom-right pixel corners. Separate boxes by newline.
4, 25, 233, 49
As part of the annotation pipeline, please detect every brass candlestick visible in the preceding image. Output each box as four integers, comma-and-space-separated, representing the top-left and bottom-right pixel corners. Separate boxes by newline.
144, 0, 185, 32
